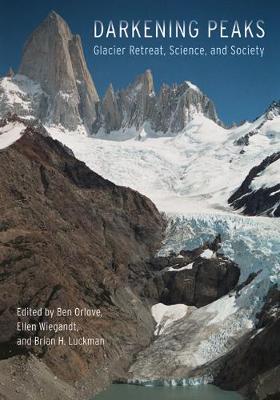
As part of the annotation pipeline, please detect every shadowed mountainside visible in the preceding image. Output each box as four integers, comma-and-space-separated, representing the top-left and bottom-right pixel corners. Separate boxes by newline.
0, 117, 165, 399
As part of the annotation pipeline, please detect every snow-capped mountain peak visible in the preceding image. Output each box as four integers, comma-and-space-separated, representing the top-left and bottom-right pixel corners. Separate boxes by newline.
265, 100, 280, 120
183, 80, 201, 93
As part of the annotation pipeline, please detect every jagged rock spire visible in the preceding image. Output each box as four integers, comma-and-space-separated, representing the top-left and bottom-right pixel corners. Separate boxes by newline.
18, 11, 99, 132
102, 83, 122, 132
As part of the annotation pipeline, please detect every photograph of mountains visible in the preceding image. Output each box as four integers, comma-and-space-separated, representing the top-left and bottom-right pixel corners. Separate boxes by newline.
0, 1, 279, 400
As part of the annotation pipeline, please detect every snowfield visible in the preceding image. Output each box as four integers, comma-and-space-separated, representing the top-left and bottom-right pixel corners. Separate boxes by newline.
151, 303, 193, 336
50, 113, 280, 214
250, 157, 280, 191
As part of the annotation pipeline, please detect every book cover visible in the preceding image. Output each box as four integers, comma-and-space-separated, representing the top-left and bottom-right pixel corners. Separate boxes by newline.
0, 1, 279, 399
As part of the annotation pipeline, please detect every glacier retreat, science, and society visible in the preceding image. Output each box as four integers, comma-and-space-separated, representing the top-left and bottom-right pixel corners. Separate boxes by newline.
93, 19, 265, 39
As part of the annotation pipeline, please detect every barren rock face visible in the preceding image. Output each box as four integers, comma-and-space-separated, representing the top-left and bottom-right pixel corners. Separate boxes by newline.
19, 11, 99, 132
96, 70, 156, 134
101, 84, 123, 132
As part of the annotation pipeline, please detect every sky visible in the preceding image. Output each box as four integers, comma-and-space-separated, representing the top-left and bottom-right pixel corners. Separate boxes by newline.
0, 0, 279, 124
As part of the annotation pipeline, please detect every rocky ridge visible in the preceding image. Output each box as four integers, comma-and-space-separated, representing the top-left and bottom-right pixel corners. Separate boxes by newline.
228, 152, 280, 217
94, 70, 219, 135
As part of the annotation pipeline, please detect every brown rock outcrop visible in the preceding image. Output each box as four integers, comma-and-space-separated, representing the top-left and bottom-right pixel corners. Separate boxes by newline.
144, 238, 240, 307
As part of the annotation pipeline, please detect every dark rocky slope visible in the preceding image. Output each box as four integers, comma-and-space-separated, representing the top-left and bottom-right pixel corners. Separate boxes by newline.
229, 152, 280, 217
214, 287, 280, 400
0, 118, 165, 399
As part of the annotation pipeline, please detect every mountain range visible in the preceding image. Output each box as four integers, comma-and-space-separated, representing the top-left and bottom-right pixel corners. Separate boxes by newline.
0, 11, 279, 217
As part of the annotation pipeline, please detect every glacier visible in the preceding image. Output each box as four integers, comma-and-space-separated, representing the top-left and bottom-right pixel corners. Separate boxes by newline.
48, 110, 279, 384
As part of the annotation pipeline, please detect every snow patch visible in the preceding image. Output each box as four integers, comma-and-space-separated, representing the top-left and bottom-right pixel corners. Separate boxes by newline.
200, 249, 215, 259
185, 81, 201, 93
250, 158, 280, 191
167, 262, 194, 272
0, 122, 25, 149
151, 303, 191, 336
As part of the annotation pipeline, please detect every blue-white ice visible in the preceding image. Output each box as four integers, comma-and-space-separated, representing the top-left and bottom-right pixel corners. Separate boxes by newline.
160, 212, 280, 285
